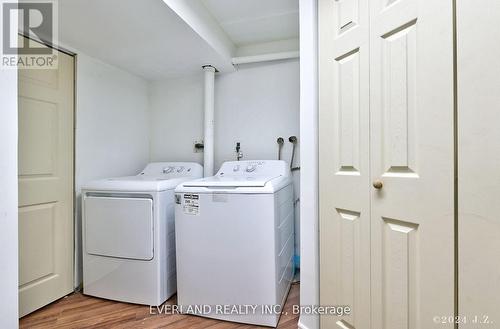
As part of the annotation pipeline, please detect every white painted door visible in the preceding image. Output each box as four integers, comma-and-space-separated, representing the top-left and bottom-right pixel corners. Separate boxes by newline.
319, 0, 371, 328
320, 0, 455, 327
369, 0, 455, 328
18, 37, 74, 317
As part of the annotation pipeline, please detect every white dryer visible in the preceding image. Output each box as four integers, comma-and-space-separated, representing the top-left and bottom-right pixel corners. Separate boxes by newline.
82, 162, 202, 306
174, 160, 294, 327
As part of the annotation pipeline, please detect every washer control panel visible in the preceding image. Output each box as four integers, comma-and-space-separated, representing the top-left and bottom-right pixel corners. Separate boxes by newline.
218, 160, 288, 177
245, 164, 257, 172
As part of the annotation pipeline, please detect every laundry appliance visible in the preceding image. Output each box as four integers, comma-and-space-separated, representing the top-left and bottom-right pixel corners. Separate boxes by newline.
82, 162, 203, 306
174, 160, 294, 327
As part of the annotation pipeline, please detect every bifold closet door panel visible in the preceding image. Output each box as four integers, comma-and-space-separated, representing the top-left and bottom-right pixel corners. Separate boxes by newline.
458, 1, 500, 328
318, 0, 371, 328
369, 0, 455, 328
18, 37, 74, 317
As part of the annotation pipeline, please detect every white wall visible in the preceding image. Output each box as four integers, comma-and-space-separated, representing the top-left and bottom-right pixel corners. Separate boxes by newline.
149, 74, 204, 163
458, 1, 500, 325
150, 60, 300, 167
149, 59, 301, 260
0, 34, 19, 329
213, 60, 299, 170
298, 1, 319, 329
74, 53, 151, 286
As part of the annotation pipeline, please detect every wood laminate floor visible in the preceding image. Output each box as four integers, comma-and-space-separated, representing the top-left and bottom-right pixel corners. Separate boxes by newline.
20, 284, 300, 329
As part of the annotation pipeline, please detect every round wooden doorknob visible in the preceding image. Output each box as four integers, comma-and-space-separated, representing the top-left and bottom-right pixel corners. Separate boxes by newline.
372, 180, 383, 189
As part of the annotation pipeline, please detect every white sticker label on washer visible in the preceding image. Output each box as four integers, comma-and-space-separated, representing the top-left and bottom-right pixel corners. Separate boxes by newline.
183, 194, 199, 215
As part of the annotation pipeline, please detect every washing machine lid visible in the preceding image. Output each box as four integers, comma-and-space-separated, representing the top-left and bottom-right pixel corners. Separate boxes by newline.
182, 175, 280, 188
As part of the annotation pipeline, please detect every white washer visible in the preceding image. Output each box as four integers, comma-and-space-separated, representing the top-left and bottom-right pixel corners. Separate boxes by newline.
82, 162, 203, 306
174, 160, 295, 327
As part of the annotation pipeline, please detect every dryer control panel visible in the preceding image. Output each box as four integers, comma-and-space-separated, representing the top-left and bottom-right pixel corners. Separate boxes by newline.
140, 162, 203, 178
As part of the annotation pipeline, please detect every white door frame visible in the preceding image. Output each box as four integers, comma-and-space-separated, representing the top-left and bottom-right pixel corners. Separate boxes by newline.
298, 0, 320, 328
0, 0, 21, 324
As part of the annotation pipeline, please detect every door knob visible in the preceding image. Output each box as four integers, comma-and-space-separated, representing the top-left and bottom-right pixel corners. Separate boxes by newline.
372, 180, 383, 189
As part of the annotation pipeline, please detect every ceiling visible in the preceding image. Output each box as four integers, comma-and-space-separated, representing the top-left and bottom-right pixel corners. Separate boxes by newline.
57, 0, 299, 80
58, 0, 231, 80
201, 0, 299, 46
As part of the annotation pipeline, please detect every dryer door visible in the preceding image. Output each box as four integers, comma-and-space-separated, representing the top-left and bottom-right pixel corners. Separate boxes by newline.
84, 196, 154, 260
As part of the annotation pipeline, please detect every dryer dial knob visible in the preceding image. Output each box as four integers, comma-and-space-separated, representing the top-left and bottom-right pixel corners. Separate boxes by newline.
163, 166, 174, 174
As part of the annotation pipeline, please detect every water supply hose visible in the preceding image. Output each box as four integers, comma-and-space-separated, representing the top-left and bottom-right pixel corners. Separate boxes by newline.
288, 136, 300, 171
277, 137, 284, 160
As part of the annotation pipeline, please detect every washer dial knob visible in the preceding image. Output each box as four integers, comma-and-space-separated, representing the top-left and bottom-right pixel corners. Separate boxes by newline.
246, 164, 257, 172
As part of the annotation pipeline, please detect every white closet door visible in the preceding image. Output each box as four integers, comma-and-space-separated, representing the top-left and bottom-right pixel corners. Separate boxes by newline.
319, 0, 371, 328
458, 1, 500, 328
369, 0, 455, 328
18, 37, 74, 317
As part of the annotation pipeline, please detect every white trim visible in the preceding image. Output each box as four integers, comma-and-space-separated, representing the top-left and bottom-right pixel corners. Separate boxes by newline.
232, 51, 299, 65
298, 0, 320, 328
235, 38, 299, 57
0, 1, 19, 327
